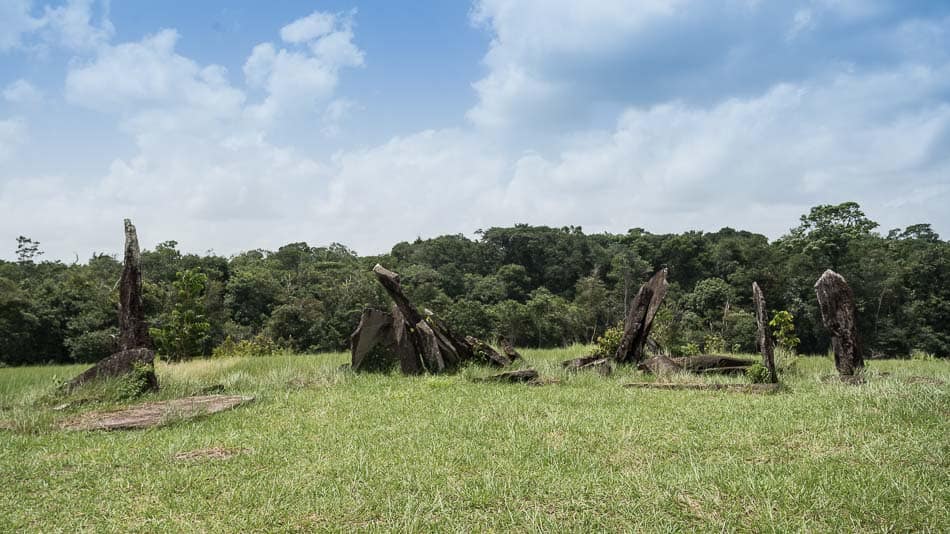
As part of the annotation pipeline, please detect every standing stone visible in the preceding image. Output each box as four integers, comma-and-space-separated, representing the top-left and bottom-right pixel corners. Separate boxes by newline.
118, 219, 150, 351
752, 282, 778, 383
614, 269, 669, 364
66, 220, 157, 392
814, 270, 864, 376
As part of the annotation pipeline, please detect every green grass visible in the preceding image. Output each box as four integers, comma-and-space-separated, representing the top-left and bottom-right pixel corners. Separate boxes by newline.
1, 348, 948, 532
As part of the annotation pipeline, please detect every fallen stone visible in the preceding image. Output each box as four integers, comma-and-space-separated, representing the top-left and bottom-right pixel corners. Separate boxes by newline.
562, 355, 613, 376
623, 382, 781, 394
173, 447, 251, 461
638, 355, 683, 375
479, 369, 540, 383
60, 394, 254, 431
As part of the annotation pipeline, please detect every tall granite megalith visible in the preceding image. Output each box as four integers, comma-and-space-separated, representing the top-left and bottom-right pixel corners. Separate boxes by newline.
67, 219, 158, 392
814, 270, 864, 377
752, 282, 778, 383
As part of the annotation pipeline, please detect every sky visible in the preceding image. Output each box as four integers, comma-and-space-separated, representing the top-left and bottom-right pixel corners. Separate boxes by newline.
1, 0, 949, 261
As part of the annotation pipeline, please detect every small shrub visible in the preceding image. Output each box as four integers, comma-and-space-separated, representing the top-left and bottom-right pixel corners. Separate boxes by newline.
679, 342, 700, 357
745, 362, 770, 384
592, 324, 624, 358
910, 349, 936, 361
213, 334, 278, 358
117, 362, 154, 400
769, 310, 800, 351
703, 334, 726, 354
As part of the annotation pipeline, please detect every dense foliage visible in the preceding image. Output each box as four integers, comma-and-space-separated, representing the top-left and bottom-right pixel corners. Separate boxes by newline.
1, 202, 947, 364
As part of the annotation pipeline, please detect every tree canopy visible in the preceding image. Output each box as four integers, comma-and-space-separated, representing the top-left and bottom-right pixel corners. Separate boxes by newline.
1, 202, 947, 365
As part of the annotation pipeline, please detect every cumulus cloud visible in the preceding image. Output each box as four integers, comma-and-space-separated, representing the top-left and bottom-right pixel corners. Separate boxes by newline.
244, 10, 363, 122
0, 0, 41, 51
3, 79, 43, 103
279, 11, 336, 44
0, 0, 112, 53
0, 118, 26, 161
37, 0, 113, 51
468, 0, 950, 131
3, 2, 950, 259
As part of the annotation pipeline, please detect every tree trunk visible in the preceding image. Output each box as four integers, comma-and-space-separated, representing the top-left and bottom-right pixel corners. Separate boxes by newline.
814, 270, 864, 376
752, 282, 778, 383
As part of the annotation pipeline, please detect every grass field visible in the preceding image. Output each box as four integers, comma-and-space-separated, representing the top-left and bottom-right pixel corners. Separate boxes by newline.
1, 348, 948, 532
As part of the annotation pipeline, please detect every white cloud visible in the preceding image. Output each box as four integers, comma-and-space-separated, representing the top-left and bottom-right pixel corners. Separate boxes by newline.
321, 98, 358, 137
244, 10, 363, 122
0, 0, 112, 53
37, 0, 113, 51
279, 11, 336, 44
4, 2, 950, 260
467, 0, 950, 132
0, 0, 41, 51
3, 79, 43, 103
0, 117, 26, 161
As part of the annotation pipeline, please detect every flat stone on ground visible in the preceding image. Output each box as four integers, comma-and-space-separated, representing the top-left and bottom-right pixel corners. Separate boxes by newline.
60, 394, 254, 431
173, 447, 252, 461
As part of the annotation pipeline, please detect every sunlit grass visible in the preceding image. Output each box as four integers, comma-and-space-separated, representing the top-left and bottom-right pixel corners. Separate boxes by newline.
0, 349, 947, 531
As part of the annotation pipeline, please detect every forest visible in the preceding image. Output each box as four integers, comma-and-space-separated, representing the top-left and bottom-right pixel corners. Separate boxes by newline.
1, 201, 947, 366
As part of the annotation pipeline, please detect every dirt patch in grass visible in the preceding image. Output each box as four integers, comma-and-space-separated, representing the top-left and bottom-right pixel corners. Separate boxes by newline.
60, 394, 254, 431
173, 447, 251, 461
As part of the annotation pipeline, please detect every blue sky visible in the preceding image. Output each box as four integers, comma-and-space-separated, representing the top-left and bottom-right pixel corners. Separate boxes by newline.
1, 0, 949, 260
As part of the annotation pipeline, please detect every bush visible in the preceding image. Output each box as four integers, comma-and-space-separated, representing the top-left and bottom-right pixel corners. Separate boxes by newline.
679, 342, 700, 357
213, 334, 278, 358
910, 349, 936, 361
745, 362, 770, 384
592, 324, 624, 358
703, 334, 726, 354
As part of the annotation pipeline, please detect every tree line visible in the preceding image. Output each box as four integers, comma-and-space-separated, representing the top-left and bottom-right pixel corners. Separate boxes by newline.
1, 202, 947, 365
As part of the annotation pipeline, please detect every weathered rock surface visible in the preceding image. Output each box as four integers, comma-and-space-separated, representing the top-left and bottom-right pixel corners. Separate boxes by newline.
350, 308, 419, 373
118, 219, 150, 351
614, 269, 669, 364
353, 265, 525, 375
814, 270, 864, 376
65, 348, 158, 392
479, 369, 540, 383
673, 355, 757, 375
61, 395, 254, 431
465, 336, 513, 367
562, 355, 613, 376
499, 337, 522, 362
623, 382, 781, 394
637, 355, 682, 375
752, 282, 778, 383
67, 220, 157, 392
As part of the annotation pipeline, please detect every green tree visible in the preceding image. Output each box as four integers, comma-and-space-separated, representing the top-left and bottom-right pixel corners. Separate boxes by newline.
15, 236, 43, 264
151, 269, 212, 361
781, 202, 879, 271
